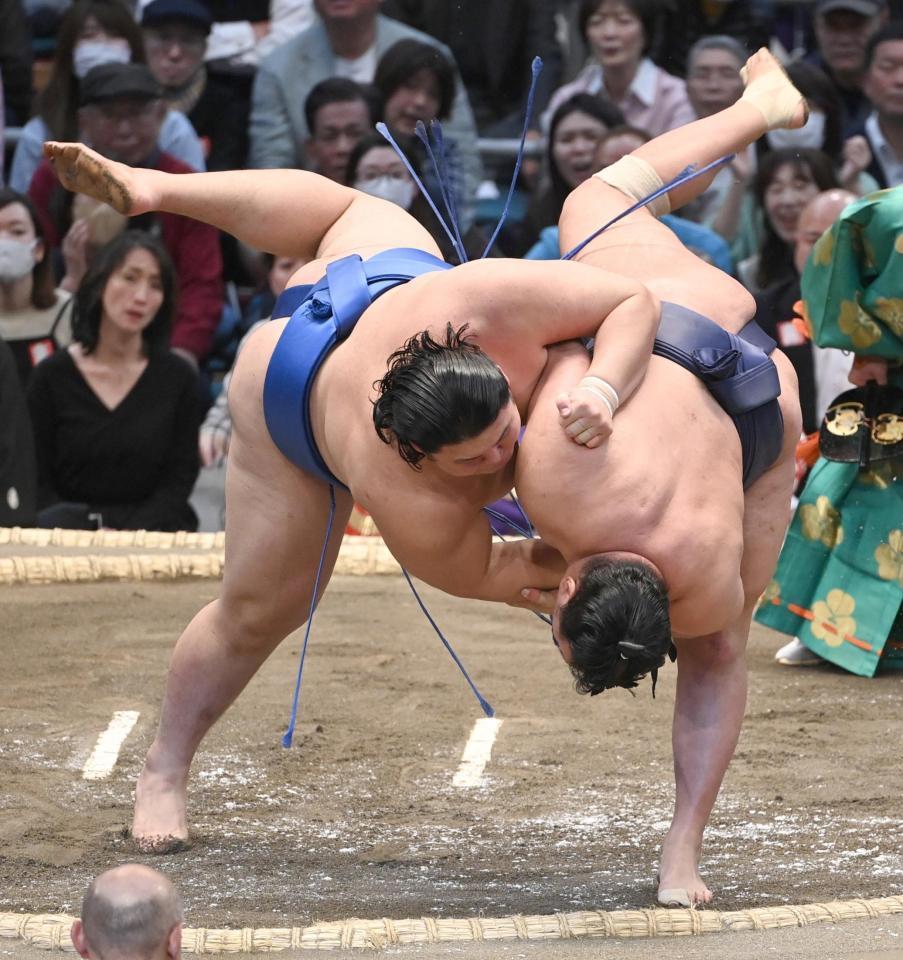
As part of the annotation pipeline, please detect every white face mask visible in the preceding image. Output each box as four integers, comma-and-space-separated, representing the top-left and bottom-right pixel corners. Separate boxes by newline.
354, 175, 416, 210
766, 111, 827, 152
72, 38, 132, 79
0, 236, 38, 283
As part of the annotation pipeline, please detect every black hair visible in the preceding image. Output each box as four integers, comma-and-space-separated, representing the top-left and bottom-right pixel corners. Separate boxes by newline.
530, 92, 626, 229
346, 130, 421, 185
559, 556, 673, 696
865, 20, 903, 71
784, 61, 843, 161
39, 0, 145, 140
374, 39, 455, 122
0, 187, 57, 309
71, 230, 176, 355
578, 0, 664, 56
753, 147, 838, 289
372, 323, 510, 468
303, 76, 381, 134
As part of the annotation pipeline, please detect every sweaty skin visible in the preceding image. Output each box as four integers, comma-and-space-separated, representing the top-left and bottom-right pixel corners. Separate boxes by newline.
519, 48, 805, 908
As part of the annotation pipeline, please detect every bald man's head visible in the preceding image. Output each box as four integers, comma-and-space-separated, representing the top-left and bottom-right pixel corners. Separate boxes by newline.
71, 865, 183, 960
794, 189, 858, 275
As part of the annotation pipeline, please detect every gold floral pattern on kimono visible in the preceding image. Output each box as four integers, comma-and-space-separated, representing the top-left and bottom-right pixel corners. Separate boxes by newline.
760, 579, 781, 607
895, 231, 903, 254
812, 229, 834, 266
811, 589, 857, 647
859, 460, 896, 490
800, 495, 844, 548
874, 297, 903, 337
875, 529, 903, 587
838, 299, 882, 350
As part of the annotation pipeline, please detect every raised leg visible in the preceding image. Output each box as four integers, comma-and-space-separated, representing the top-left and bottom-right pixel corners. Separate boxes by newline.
42, 142, 439, 264
559, 48, 807, 266
131, 332, 353, 851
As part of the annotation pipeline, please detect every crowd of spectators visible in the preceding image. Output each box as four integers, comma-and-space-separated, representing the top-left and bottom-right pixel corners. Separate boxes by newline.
0, 0, 901, 558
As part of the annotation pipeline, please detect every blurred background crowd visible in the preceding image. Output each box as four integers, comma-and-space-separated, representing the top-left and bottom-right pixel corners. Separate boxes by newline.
0, 0, 900, 668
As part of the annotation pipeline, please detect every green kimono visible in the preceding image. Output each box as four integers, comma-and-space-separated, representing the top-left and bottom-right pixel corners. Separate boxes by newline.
755, 188, 903, 676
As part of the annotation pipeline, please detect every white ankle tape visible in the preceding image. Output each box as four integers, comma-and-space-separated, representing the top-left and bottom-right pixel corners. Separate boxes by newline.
593, 156, 671, 218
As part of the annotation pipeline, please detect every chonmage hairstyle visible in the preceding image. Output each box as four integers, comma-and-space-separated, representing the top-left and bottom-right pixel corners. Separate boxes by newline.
71, 230, 176, 355
559, 556, 674, 696
372, 323, 510, 468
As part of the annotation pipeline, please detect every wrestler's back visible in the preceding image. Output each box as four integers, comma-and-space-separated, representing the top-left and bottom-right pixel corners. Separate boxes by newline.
515, 342, 748, 634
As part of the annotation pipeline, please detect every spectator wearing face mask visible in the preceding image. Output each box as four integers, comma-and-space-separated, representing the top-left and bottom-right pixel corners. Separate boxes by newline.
346, 132, 497, 262
9, 0, 206, 196
0, 189, 74, 388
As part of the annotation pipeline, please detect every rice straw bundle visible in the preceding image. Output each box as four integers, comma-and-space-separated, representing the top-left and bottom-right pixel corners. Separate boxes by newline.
4, 896, 903, 954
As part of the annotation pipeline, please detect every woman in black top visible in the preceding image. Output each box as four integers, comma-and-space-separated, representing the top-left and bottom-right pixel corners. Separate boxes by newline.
27, 231, 200, 531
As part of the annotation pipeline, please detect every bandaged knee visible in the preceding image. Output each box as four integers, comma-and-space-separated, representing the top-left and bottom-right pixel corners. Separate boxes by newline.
593, 156, 671, 218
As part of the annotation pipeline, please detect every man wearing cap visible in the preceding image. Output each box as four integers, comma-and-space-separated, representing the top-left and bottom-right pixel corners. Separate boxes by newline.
142, 0, 252, 171
27, 63, 223, 366
808, 0, 888, 132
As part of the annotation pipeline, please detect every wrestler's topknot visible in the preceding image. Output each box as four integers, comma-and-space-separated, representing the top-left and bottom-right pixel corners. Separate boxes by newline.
372, 322, 510, 468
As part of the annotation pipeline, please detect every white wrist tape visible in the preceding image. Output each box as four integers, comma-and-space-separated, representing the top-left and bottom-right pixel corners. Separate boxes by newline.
579, 376, 620, 412
574, 383, 615, 419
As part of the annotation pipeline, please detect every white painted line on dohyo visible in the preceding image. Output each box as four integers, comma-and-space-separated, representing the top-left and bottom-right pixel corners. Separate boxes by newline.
82, 710, 140, 780
452, 717, 503, 788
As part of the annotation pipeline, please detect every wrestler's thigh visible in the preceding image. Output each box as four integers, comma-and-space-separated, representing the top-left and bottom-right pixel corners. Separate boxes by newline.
738, 350, 802, 604
287, 193, 444, 291
219, 410, 353, 639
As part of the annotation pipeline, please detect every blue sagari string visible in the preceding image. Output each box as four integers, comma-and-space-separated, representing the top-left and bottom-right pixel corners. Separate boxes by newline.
282, 484, 337, 748
375, 121, 462, 257
414, 120, 468, 264
560, 154, 734, 261
401, 568, 495, 717
482, 56, 544, 259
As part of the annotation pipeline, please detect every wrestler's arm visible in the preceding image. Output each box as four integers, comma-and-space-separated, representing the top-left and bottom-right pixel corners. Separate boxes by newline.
378, 505, 564, 611
437, 259, 660, 445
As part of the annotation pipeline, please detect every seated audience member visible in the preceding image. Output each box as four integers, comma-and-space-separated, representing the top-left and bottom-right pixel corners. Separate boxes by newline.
30, 63, 224, 367
0, 336, 37, 528
380, 0, 563, 138
346, 132, 495, 262
373, 40, 475, 218
203, 0, 314, 68
304, 77, 380, 184
142, 0, 252, 171
807, 0, 888, 133
0, 0, 32, 128
0, 189, 73, 388
27, 232, 200, 532
248, 0, 481, 219
545, 0, 695, 138
768, 62, 879, 195
849, 22, 903, 187
71, 864, 183, 960
756, 188, 903, 674
652, 0, 771, 78
738, 147, 839, 295
755, 189, 857, 436
525, 124, 733, 275
520, 93, 625, 254
10, 0, 206, 194
682, 36, 755, 245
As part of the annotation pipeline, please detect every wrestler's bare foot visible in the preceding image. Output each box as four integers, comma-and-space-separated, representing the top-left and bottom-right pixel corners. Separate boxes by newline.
42, 142, 160, 216
131, 757, 190, 854
657, 833, 713, 908
739, 48, 808, 131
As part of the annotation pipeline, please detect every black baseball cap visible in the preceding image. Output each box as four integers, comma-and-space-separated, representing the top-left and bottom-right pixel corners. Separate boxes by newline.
80, 63, 163, 106
816, 0, 886, 16
141, 0, 213, 33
